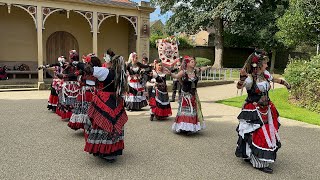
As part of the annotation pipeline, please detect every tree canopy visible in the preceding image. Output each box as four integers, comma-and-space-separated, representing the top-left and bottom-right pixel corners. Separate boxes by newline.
150, 0, 290, 69
153, 1, 287, 44
276, 0, 320, 47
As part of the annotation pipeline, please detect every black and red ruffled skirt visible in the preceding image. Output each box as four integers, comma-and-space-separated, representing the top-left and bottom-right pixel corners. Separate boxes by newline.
149, 87, 172, 118
235, 102, 281, 162
84, 91, 128, 157
47, 78, 62, 111
172, 91, 205, 132
56, 81, 79, 120
124, 79, 148, 110
68, 86, 95, 130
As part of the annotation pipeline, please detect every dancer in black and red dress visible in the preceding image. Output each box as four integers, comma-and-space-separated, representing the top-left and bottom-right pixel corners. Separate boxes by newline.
125, 52, 149, 111
56, 50, 80, 120
68, 54, 98, 130
84, 55, 128, 163
147, 59, 172, 121
167, 56, 210, 135
235, 50, 291, 173
38, 56, 66, 112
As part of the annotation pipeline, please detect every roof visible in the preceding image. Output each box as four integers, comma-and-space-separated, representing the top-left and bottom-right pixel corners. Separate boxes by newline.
80, 0, 137, 7
55, 0, 138, 8
150, 20, 164, 27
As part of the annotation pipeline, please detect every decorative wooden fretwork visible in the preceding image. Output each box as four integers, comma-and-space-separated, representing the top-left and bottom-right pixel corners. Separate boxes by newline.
74, 10, 93, 32
42, 7, 65, 29
97, 12, 116, 32
120, 15, 138, 35
11, 4, 37, 29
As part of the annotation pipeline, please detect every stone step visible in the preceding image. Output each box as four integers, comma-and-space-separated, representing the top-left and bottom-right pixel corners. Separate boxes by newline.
0, 84, 51, 91
0, 88, 39, 92
0, 84, 37, 89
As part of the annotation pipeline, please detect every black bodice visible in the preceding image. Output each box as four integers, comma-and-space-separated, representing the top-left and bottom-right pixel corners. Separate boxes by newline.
101, 69, 115, 92
181, 70, 198, 95
245, 82, 270, 106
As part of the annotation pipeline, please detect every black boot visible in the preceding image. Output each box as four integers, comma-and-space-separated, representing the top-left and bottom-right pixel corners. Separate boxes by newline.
52, 106, 57, 112
150, 114, 154, 121
258, 167, 273, 174
103, 156, 117, 163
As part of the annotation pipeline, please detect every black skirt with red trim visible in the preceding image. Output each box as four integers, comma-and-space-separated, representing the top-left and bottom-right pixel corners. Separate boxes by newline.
149, 87, 172, 118
235, 102, 281, 162
84, 91, 128, 156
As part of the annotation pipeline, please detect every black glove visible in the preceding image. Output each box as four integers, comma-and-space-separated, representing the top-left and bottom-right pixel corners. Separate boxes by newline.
56, 73, 64, 79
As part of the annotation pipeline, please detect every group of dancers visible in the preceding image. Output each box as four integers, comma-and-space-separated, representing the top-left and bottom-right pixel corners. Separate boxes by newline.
39, 48, 291, 174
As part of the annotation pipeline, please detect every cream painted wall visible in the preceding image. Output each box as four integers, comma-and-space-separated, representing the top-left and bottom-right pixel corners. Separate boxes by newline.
0, 6, 37, 62
190, 30, 209, 46
43, 11, 92, 63
0, 0, 154, 68
98, 17, 130, 61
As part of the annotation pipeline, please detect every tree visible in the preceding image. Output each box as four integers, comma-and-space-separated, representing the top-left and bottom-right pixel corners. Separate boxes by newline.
151, 0, 226, 68
151, 0, 289, 71
276, 0, 320, 47
223, 0, 289, 72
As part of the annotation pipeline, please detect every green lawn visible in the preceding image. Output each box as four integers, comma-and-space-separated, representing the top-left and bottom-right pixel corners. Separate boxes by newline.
217, 88, 320, 126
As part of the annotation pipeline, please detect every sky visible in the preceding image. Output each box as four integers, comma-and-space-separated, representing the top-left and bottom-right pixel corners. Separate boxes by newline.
131, 0, 172, 23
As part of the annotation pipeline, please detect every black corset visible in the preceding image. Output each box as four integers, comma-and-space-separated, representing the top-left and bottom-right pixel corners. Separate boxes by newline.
182, 76, 198, 94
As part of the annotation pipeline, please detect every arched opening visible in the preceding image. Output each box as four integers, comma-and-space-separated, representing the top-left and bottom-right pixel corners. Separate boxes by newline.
98, 16, 136, 61
0, 5, 37, 63
46, 31, 79, 65
43, 11, 92, 63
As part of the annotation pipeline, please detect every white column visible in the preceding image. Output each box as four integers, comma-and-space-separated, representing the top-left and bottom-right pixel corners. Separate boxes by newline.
92, 11, 98, 55
136, 14, 141, 58
36, 5, 44, 86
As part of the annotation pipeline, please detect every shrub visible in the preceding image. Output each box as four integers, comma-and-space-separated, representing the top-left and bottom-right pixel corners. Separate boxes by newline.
284, 55, 320, 113
195, 57, 212, 67
149, 34, 165, 48
177, 36, 194, 49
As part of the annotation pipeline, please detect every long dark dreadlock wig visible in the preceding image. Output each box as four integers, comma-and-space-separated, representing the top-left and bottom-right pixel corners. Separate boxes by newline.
110, 55, 128, 99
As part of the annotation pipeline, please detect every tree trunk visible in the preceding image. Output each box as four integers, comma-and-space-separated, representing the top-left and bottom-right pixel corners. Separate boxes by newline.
213, 17, 224, 69
270, 49, 276, 73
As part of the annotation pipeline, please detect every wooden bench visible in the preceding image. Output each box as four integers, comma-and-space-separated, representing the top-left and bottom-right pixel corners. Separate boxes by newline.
0, 61, 39, 79
6, 70, 38, 79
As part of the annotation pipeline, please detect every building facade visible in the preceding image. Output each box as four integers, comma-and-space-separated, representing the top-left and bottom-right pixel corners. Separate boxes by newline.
0, 0, 154, 86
